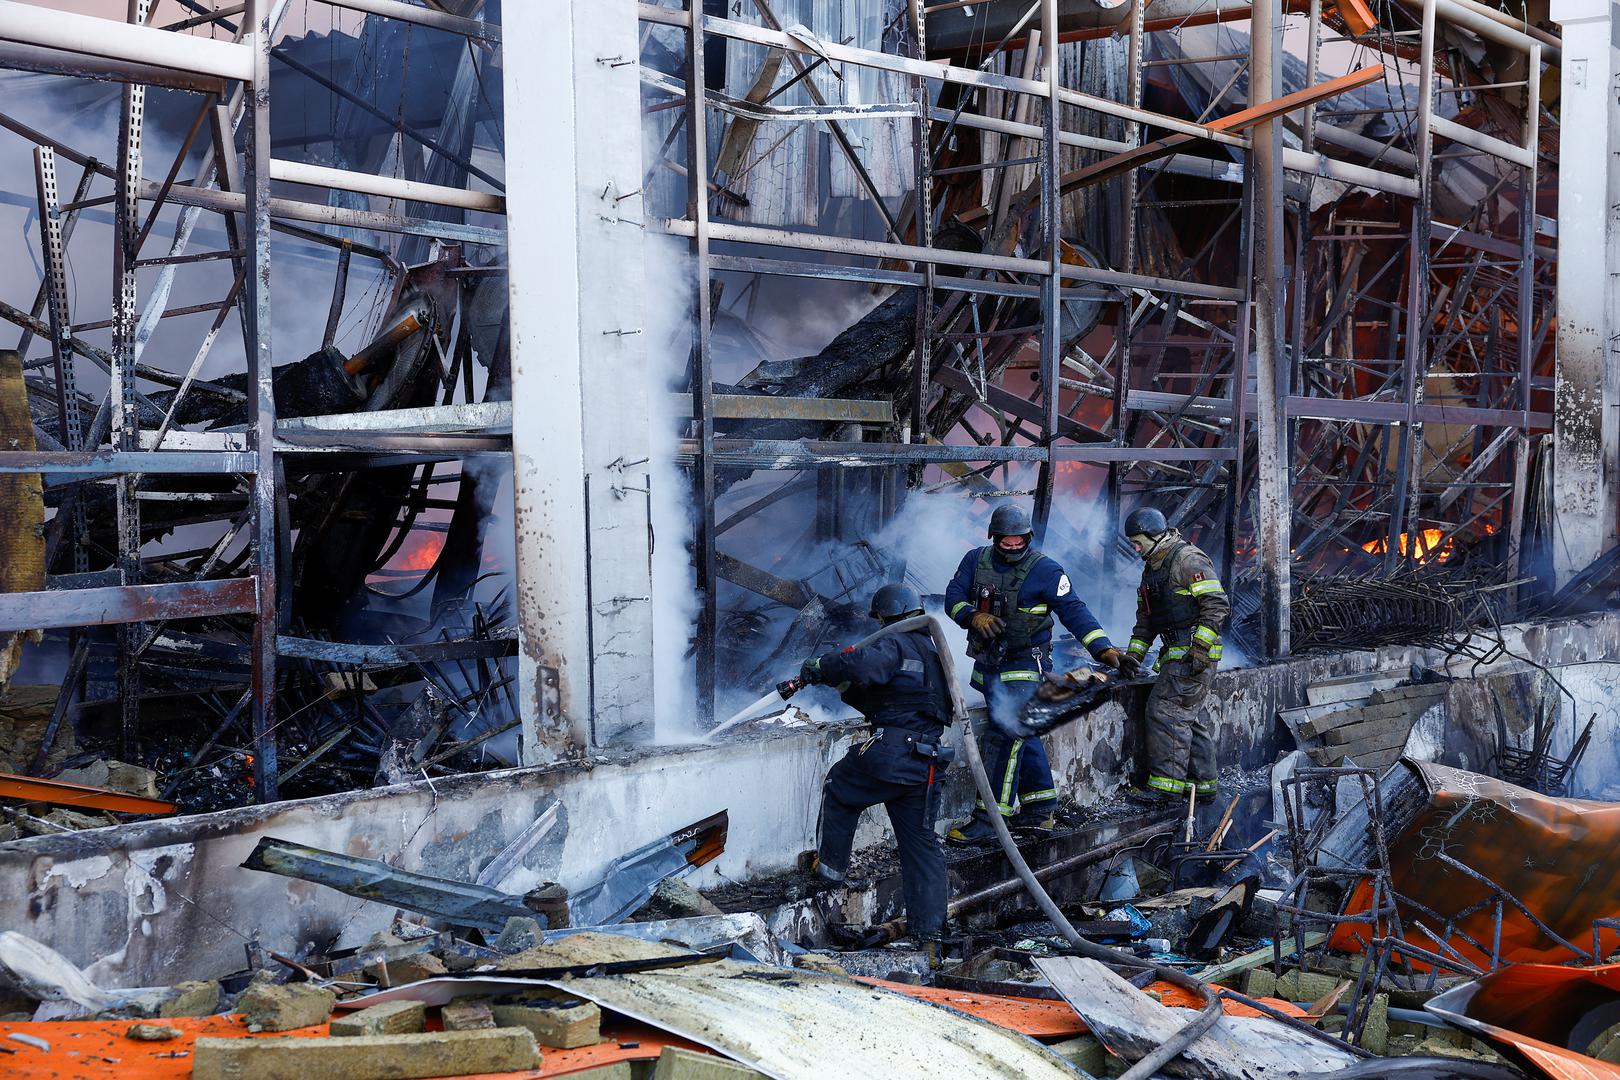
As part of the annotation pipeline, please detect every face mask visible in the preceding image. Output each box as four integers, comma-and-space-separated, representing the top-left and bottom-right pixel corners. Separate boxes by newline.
1130, 533, 1164, 560
996, 538, 1031, 563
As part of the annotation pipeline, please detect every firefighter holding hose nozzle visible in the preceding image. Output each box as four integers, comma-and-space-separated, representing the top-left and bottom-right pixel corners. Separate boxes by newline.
798, 583, 951, 969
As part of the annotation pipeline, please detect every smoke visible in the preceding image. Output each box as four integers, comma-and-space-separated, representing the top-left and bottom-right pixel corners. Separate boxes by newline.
643, 231, 702, 742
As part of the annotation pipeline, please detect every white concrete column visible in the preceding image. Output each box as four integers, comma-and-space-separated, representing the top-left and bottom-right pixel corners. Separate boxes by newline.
504, 0, 655, 759
1551, 0, 1620, 586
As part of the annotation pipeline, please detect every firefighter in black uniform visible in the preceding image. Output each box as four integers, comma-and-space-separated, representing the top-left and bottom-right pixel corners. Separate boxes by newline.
801, 583, 951, 968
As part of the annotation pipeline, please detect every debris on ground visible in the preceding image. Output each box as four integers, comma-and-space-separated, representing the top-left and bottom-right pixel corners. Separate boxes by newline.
2, 749, 1619, 1078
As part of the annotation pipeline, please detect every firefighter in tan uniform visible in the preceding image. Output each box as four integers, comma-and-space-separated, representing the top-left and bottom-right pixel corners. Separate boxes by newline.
1117, 508, 1231, 799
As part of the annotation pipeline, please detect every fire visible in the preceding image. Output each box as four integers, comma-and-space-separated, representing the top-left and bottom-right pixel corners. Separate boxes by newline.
395, 531, 446, 572
1362, 528, 1454, 562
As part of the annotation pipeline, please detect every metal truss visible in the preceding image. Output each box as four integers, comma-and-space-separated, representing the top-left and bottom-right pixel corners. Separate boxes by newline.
642, 0, 1559, 717
0, 0, 511, 801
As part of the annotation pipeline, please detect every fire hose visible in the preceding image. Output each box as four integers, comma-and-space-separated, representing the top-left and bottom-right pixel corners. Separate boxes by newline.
724, 612, 1225, 1077
911, 614, 1224, 1080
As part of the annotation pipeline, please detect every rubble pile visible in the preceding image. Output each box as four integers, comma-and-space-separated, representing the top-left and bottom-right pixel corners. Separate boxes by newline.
1, 747, 1618, 1078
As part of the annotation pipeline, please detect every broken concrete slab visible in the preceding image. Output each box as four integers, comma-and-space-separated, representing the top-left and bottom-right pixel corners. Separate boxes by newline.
156, 978, 220, 1018
647, 878, 724, 919
491, 998, 601, 1048
1035, 956, 1360, 1079
542, 915, 789, 967
793, 953, 850, 977
494, 916, 543, 955
495, 931, 690, 970
55, 760, 160, 801
652, 1046, 765, 1079
440, 999, 496, 1031
330, 999, 426, 1037
1045, 1034, 1108, 1074
378, 952, 447, 985
190, 1027, 541, 1080
236, 982, 336, 1032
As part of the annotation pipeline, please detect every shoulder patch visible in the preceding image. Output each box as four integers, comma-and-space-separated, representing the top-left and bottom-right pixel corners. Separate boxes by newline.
1056, 574, 1072, 597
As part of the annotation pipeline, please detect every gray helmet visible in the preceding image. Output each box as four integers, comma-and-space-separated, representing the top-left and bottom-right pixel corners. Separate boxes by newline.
988, 503, 1034, 539
869, 583, 924, 624
1123, 506, 1169, 539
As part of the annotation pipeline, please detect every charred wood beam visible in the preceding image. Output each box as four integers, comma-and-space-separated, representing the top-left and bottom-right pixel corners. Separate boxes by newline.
714, 551, 815, 608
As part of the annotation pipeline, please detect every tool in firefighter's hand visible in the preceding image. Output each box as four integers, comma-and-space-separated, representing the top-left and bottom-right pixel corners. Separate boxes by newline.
1008, 668, 1154, 739
778, 675, 808, 699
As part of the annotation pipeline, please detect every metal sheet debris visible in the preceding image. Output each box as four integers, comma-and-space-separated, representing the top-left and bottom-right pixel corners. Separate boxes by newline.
1034, 955, 1359, 1079
543, 958, 1085, 1080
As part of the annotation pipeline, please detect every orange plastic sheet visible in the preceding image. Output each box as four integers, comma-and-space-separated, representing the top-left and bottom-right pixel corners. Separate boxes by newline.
0, 982, 1308, 1077
0, 1014, 708, 1080
1426, 963, 1620, 1080
1328, 761, 1620, 968
858, 975, 1305, 1037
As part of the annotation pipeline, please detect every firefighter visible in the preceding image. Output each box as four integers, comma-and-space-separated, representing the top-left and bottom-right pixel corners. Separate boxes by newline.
800, 583, 950, 968
1118, 507, 1231, 800
942, 504, 1124, 843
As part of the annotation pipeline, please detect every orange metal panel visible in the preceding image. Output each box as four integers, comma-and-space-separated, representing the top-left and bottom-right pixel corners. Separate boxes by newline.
0, 771, 175, 815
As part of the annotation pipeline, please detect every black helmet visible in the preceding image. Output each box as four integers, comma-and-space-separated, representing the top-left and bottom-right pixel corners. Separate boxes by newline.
869, 583, 924, 624
1123, 506, 1169, 539
988, 503, 1034, 539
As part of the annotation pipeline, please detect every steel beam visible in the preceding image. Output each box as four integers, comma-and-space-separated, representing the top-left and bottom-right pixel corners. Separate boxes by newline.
0, 579, 256, 633
268, 159, 504, 213
316, 0, 500, 43
0, 1, 254, 80
244, 0, 280, 801
1251, 0, 1290, 656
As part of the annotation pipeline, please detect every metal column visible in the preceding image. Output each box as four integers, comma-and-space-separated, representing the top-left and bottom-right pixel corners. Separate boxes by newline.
1250, 0, 1290, 656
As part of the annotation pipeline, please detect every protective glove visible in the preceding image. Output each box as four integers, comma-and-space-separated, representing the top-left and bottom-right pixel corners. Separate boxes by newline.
1185, 642, 1212, 674
800, 657, 823, 685
1096, 647, 1125, 669
1117, 652, 1143, 678
969, 612, 1005, 638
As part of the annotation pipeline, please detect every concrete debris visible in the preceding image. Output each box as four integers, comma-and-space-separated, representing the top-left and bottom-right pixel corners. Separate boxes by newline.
792, 952, 850, 976
190, 1028, 541, 1080
124, 1022, 182, 1041
491, 997, 601, 1048
438, 998, 497, 1031
235, 982, 337, 1033
652, 1046, 767, 1078
495, 930, 692, 970
54, 759, 160, 801
156, 978, 221, 1018
329, 999, 426, 1037
493, 916, 544, 955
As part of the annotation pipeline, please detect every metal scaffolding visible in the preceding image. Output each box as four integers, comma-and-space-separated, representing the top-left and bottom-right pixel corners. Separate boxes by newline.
0, 0, 1577, 788
638, 0, 1558, 721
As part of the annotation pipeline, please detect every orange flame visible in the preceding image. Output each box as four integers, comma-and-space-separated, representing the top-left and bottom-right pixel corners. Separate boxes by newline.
1362, 528, 1453, 563
395, 532, 446, 572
